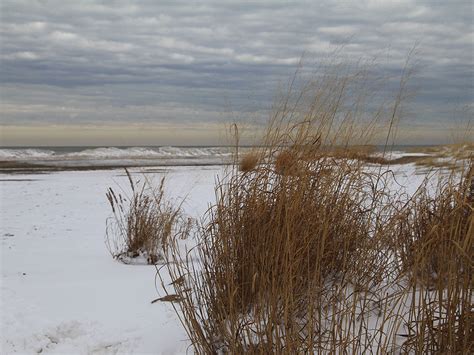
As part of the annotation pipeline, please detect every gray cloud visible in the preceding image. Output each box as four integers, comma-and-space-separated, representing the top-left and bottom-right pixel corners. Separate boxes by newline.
0, 0, 472, 143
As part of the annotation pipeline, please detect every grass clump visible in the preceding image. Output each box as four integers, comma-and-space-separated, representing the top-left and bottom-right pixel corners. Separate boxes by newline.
394, 164, 473, 353
106, 169, 189, 265
157, 53, 473, 353
160, 58, 409, 353
211, 158, 371, 309
395, 167, 473, 283
239, 151, 260, 172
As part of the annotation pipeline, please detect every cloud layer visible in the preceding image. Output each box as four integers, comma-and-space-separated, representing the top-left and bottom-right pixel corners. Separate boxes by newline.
1, 0, 472, 144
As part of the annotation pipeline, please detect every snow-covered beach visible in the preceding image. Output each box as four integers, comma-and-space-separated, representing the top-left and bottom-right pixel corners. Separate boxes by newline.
2, 0, 472, 352
0, 148, 466, 353
1, 166, 222, 354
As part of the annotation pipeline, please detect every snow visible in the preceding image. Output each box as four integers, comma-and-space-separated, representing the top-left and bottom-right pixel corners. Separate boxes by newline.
1, 166, 223, 354
373, 151, 432, 159
0, 163, 430, 354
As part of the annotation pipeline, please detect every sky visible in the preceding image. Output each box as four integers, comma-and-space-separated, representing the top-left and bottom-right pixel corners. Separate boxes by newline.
0, 0, 472, 146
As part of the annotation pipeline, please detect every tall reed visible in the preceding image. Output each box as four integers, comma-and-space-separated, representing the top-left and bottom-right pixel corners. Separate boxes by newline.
160, 58, 414, 353
158, 52, 472, 353
394, 164, 473, 353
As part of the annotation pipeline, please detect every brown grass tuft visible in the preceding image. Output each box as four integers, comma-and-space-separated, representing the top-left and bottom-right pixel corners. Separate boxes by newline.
157, 52, 473, 353
273, 149, 301, 175
393, 164, 473, 353
159, 57, 411, 353
239, 151, 260, 172
106, 169, 190, 264
395, 168, 472, 284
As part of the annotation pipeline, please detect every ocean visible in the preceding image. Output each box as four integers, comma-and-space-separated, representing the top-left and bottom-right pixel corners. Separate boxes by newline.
0, 146, 237, 168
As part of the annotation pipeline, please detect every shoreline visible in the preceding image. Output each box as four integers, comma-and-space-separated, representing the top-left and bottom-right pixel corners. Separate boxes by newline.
0, 160, 231, 174
0, 155, 432, 174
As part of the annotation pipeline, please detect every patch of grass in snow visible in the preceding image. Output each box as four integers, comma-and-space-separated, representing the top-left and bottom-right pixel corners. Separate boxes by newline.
156, 52, 472, 353
106, 169, 191, 265
393, 164, 473, 353
160, 55, 414, 353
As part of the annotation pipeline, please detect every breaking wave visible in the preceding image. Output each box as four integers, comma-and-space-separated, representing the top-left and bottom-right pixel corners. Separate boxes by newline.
0, 146, 234, 165
0, 148, 56, 160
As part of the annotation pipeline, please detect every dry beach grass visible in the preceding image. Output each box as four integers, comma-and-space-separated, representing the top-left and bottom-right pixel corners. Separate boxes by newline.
106, 169, 191, 264
102, 56, 473, 353
393, 165, 473, 353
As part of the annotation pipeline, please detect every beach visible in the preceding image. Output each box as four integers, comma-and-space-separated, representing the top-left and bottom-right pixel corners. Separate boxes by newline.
0, 146, 468, 353
1, 166, 221, 354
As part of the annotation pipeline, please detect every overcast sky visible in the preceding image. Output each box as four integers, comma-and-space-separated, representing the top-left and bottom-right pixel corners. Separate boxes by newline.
0, 0, 472, 145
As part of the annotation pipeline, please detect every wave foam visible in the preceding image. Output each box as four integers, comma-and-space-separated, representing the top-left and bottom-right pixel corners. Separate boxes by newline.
0, 148, 56, 160
0, 146, 233, 162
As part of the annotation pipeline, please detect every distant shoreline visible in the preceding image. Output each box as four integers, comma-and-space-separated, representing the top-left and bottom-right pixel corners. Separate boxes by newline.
0, 160, 231, 174
1, 143, 470, 174
0, 156, 430, 174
